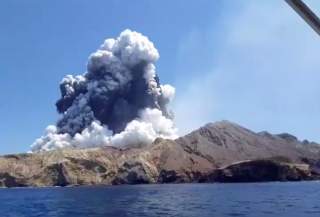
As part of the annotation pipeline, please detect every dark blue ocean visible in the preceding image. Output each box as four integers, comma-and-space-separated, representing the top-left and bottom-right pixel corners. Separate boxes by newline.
1, 182, 320, 217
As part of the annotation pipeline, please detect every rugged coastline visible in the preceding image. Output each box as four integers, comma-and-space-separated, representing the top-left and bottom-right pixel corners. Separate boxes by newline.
1, 121, 320, 187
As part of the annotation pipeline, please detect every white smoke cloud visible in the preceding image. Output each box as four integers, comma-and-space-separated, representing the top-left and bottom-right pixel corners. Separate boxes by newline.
31, 29, 177, 152
31, 108, 177, 152
160, 84, 175, 102
110, 108, 177, 147
31, 125, 72, 151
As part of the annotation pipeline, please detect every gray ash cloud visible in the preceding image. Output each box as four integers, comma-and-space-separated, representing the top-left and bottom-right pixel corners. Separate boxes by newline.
31, 29, 177, 152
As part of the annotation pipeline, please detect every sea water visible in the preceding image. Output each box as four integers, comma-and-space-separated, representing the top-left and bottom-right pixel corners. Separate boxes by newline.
0, 182, 319, 217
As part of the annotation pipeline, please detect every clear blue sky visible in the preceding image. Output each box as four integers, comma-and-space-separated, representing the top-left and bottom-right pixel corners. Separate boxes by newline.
1, 0, 320, 154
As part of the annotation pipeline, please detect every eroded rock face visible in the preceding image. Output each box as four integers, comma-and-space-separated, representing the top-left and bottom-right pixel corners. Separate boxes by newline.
209, 160, 315, 183
0, 173, 26, 187
0, 139, 215, 187
0, 121, 320, 187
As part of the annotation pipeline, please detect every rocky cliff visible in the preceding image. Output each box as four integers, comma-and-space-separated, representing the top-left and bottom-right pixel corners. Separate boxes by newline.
1, 121, 319, 187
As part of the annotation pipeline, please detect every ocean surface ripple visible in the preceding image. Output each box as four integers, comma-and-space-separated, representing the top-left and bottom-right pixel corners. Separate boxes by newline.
1, 182, 320, 217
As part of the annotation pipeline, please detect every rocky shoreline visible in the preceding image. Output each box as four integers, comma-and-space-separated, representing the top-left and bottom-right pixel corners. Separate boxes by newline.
1, 121, 319, 187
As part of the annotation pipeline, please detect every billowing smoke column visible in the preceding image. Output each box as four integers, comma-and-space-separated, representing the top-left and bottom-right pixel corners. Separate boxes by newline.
31, 29, 177, 152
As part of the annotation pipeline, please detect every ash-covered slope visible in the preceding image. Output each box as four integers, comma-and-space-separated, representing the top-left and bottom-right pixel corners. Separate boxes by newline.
1, 121, 319, 187
0, 139, 214, 187
176, 120, 320, 167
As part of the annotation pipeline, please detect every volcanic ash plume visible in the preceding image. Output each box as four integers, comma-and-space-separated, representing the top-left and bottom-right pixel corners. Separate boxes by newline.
31, 29, 177, 152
